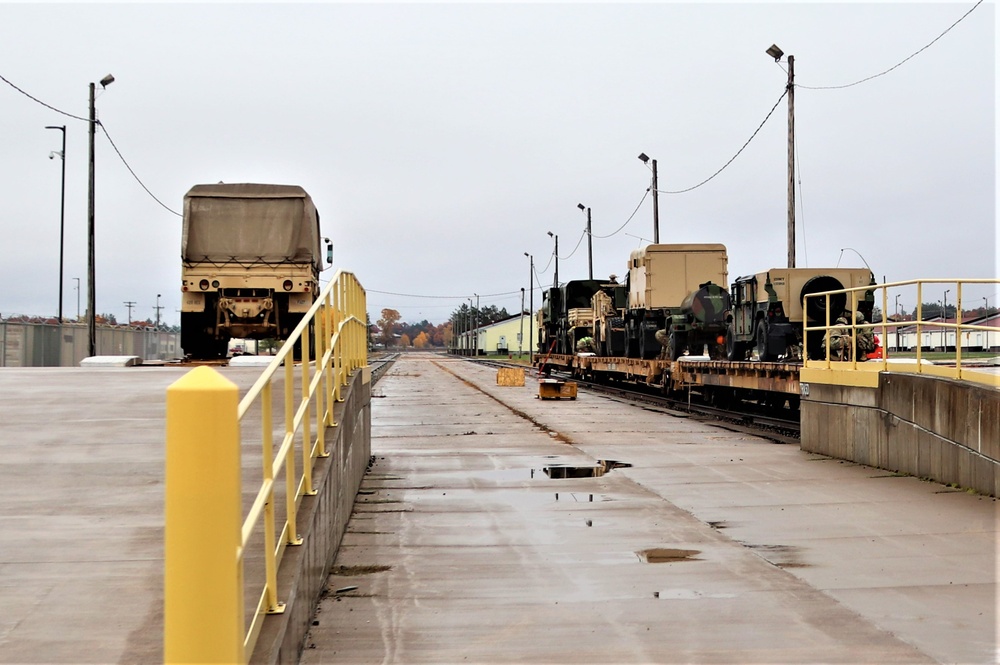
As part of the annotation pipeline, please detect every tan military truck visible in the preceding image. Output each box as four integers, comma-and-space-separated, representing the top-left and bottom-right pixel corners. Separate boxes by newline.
623, 243, 729, 359
726, 267, 876, 362
180, 183, 330, 359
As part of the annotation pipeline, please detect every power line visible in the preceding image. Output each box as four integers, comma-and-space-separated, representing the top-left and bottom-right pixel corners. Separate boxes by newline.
368, 287, 529, 300
99, 123, 182, 217
0, 73, 90, 122
659, 88, 788, 195
797, 0, 984, 91
590, 188, 649, 239
0, 72, 181, 217
557, 228, 588, 261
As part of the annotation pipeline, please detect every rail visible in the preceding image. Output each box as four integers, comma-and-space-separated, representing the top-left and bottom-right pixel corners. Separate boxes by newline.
802, 278, 999, 388
164, 270, 367, 664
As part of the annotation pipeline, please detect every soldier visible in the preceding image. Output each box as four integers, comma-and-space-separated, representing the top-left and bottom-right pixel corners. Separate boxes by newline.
576, 336, 597, 354
654, 328, 669, 359
824, 313, 851, 360
855, 311, 876, 360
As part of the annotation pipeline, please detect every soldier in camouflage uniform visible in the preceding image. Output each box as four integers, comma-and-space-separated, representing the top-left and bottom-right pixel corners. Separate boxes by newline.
576, 336, 597, 354
824, 314, 851, 360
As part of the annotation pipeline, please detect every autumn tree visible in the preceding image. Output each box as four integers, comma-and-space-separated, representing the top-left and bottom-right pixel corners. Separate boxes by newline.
413, 331, 430, 348
377, 308, 401, 348
400, 333, 412, 347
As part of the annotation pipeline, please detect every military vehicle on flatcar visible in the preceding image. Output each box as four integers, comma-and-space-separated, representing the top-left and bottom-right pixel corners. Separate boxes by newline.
726, 267, 876, 362
180, 183, 331, 359
622, 244, 730, 360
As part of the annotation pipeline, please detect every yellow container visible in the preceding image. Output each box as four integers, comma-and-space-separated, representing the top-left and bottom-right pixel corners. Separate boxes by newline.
497, 367, 526, 386
538, 379, 577, 400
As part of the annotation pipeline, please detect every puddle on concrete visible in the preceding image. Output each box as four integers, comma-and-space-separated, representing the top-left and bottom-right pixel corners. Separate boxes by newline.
546, 460, 632, 478
469, 460, 632, 482
637, 548, 701, 563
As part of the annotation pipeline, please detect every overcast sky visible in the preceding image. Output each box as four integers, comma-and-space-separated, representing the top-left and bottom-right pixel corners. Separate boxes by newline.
1, 1, 996, 326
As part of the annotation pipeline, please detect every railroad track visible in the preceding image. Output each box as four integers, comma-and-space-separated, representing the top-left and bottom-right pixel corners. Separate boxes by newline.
471, 357, 800, 444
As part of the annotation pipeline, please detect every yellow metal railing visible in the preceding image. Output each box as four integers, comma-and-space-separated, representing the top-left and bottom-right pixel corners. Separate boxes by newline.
803, 278, 999, 388
164, 270, 367, 664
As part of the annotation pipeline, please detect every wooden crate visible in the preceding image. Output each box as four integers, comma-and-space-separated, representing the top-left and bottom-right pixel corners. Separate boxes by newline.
497, 367, 526, 386
538, 379, 577, 400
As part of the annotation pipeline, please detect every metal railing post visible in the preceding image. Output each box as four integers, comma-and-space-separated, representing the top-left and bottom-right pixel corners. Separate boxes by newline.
164, 366, 244, 665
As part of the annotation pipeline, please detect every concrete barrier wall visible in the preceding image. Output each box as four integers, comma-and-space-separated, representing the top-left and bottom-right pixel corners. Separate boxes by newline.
251, 369, 372, 665
801, 372, 1000, 497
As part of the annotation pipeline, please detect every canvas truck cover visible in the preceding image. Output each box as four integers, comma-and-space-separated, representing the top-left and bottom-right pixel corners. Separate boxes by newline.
182, 184, 321, 268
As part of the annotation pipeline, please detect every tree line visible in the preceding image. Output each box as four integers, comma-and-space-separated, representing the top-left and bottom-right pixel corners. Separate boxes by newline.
372, 304, 516, 349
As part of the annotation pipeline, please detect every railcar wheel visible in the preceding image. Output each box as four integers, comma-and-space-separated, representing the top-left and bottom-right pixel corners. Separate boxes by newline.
755, 320, 778, 362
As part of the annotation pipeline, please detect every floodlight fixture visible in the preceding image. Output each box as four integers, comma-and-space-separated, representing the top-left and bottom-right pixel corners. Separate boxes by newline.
638, 153, 649, 163
765, 44, 784, 61
100, 74, 115, 88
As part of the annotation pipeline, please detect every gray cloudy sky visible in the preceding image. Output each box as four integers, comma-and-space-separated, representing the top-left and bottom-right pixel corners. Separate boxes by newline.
1, 1, 996, 326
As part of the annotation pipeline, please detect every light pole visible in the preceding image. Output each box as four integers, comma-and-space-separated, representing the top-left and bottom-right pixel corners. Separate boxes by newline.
467, 297, 473, 356
87, 73, 114, 357
73, 277, 80, 320
577, 203, 593, 280
474, 293, 480, 356
766, 44, 795, 268
155, 293, 162, 328
46, 125, 66, 323
638, 153, 659, 243
519, 288, 525, 358
547, 231, 559, 288
524, 252, 534, 365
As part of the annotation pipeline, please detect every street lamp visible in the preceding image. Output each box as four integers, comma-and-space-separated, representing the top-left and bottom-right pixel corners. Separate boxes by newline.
524, 252, 534, 365
547, 231, 559, 288
766, 44, 795, 268
577, 203, 593, 280
638, 153, 659, 243
87, 73, 114, 357
45, 125, 66, 323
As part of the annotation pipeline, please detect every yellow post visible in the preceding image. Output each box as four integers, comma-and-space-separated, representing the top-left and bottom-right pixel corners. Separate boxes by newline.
164, 366, 244, 665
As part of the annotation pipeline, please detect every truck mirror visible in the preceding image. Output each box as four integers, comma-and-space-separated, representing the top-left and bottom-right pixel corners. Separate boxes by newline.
326, 241, 333, 267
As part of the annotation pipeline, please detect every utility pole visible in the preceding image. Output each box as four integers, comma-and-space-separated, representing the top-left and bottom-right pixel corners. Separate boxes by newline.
548, 232, 559, 288
578, 204, 593, 280
155, 293, 163, 328
124, 301, 136, 325
87, 74, 113, 357
475, 293, 480, 356
46, 125, 66, 322
87, 82, 97, 355
525, 252, 534, 365
638, 153, 660, 244
786, 55, 796, 268
519, 288, 525, 357
73, 277, 81, 320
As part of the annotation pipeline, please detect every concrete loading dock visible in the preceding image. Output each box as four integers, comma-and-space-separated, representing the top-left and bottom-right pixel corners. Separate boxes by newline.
303, 353, 996, 664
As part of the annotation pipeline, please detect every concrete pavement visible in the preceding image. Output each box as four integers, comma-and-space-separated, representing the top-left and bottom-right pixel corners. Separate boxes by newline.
304, 353, 996, 664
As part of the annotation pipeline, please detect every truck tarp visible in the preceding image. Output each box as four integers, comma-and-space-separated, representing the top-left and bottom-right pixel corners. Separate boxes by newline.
182, 183, 321, 268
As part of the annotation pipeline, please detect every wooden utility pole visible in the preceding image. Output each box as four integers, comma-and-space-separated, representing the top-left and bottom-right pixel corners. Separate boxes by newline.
786, 55, 796, 269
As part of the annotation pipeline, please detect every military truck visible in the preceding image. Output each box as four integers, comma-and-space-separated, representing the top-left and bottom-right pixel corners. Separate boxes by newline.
622, 244, 729, 359
726, 268, 876, 362
180, 183, 330, 359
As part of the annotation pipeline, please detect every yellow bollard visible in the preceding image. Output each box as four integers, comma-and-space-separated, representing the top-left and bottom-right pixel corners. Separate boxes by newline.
164, 366, 245, 664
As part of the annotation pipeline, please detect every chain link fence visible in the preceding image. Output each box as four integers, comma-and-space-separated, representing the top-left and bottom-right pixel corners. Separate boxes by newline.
0, 319, 180, 367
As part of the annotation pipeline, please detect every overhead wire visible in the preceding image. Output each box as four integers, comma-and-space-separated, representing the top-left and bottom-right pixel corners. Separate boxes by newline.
557, 228, 588, 261
99, 123, 182, 217
1, 72, 181, 217
659, 88, 788, 195
589, 188, 649, 239
0, 73, 90, 122
796, 0, 984, 91
795, 136, 808, 267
